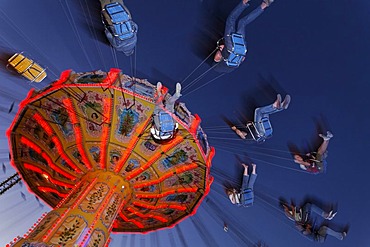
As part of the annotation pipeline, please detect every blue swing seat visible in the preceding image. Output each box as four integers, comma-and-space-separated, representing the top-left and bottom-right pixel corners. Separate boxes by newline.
225, 33, 247, 67
246, 117, 273, 142
103, 2, 136, 40
242, 188, 254, 207
260, 117, 273, 138
151, 111, 178, 140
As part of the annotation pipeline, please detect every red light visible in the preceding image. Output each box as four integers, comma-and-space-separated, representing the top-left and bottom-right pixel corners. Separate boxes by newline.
189, 114, 201, 134
40, 153, 76, 180
114, 117, 153, 173
20, 136, 42, 153
132, 201, 187, 211
100, 98, 112, 169
103, 68, 120, 85
38, 186, 68, 198
119, 212, 144, 229
206, 147, 215, 168
23, 163, 74, 188
125, 135, 184, 180
134, 163, 198, 188
53, 70, 72, 86
63, 98, 92, 170
136, 187, 198, 199
33, 113, 53, 135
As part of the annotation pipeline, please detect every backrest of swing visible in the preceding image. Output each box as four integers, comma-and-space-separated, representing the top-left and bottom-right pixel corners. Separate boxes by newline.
225, 33, 247, 67
105, 3, 135, 40
226, 53, 244, 67
260, 117, 273, 138
242, 188, 254, 207
231, 33, 247, 55
158, 111, 175, 133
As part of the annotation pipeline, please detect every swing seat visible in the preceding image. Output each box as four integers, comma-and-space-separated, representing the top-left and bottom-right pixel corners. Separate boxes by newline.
225, 33, 247, 67
242, 188, 254, 207
7, 52, 47, 83
102, 2, 136, 41
151, 111, 178, 141
246, 117, 273, 142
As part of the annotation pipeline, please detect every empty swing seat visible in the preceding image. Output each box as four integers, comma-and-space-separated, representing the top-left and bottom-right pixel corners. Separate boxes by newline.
7, 52, 47, 83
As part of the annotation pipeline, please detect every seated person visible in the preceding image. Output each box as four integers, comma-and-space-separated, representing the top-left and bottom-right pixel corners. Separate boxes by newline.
294, 131, 333, 174
213, 0, 274, 73
151, 82, 181, 140
227, 163, 257, 207
283, 202, 336, 224
283, 202, 346, 243
101, 0, 138, 56
253, 94, 290, 139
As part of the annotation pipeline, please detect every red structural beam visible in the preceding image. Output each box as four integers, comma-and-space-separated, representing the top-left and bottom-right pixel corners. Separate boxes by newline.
133, 163, 198, 188
20, 137, 76, 180
38, 186, 68, 198
206, 147, 215, 168
125, 135, 184, 180
53, 70, 72, 86
23, 163, 74, 188
132, 201, 187, 211
63, 98, 92, 170
119, 212, 144, 229
114, 117, 152, 173
135, 187, 198, 199
100, 97, 112, 169
126, 207, 168, 223
32, 112, 82, 173
102, 68, 121, 86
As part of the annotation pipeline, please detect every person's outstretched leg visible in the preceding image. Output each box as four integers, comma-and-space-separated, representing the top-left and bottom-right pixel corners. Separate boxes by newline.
236, 5, 264, 35
166, 83, 182, 113
254, 94, 282, 123
317, 131, 333, 155
303, 203, 337, 220
247, 163, 257, 189
225, 1, 250, 37
236, 0, 274, 36
241, 163, 250, 190
318, 226, 346, 240
222, 0, 250, 55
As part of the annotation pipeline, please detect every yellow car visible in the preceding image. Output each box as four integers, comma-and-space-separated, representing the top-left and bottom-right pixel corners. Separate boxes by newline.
7, 53, 47, 83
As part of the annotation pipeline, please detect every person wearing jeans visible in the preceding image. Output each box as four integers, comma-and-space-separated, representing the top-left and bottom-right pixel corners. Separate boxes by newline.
283, 202, 347, 242
227, 163, 257, 207
151, 82, 181, 140
254, 94, 291, 137
214, 0, 275, 73
294, 131, 334, 174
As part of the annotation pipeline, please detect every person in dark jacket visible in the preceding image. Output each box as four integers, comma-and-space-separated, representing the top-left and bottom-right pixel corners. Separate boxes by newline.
213, 0, 274, 73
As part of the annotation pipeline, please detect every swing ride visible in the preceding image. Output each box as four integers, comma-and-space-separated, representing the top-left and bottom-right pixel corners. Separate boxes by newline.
0, 0, 363, 246
5, 69, 214, 246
